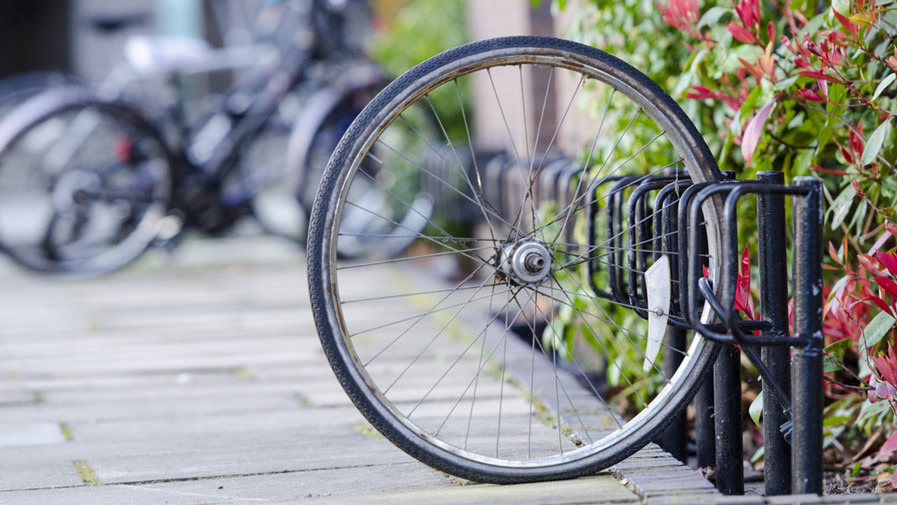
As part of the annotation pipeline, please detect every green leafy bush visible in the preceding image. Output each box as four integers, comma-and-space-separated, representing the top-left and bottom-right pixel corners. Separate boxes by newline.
561, 0, 897, 470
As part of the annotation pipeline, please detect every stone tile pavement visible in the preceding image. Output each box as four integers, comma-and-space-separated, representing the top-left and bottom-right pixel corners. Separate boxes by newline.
0, 234, 889, 505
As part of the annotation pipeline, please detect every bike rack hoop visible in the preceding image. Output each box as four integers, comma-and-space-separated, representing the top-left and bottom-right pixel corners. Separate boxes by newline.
683, 179, 822, 348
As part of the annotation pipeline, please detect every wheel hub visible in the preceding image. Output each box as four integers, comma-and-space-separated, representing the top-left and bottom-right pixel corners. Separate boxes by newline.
497, 239, 553, 286
52, 170, 101, 209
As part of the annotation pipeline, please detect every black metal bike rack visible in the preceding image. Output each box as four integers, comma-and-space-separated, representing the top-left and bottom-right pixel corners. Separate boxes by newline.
584, 170, 824, 496
464, 148, 825, 496
677, 173, 824, 495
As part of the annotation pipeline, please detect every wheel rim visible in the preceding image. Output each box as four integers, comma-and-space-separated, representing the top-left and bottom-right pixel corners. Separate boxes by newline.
0, 101, 171, 274
317, 41, 722, 474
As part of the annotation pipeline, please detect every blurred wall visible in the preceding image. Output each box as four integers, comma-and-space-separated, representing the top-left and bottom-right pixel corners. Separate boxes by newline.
464, 0, 558, 152
71, 0, 156, 84
0, 1, 73, 78
464, 0, 594, 155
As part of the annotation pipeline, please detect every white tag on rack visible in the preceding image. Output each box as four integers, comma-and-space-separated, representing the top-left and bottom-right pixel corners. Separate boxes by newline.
643, 255, 671, 373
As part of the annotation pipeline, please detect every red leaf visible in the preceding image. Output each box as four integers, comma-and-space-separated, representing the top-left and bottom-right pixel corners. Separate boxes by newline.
781, 35, 795, 54
833, 10, 857, 36
798, 70, 841, 83
873, 352, 897, 388
767, 21, 775, 43
741, 100, 776, 166
866, 295, 894, 316
728, 21, 757, 43
887, 222, 897, 239
829, 242, 843, 265
850, 129, 864, 155
852, 179, 865, 198
788, 297, 794, 332
876, 276, 897, 299
794, 88, 825, 102
811, 164, 849, 176
878, 253, 897, 277
840, 146, 855, 164
687, 85, 715, 100
734, 245, 755, 319
794, 56, 810, 69
859, 254, 888, 276
738, 57, 764, 81
805, 39, 822, 57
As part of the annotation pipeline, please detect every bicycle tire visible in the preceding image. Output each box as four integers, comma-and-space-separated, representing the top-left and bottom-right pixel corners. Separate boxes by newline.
0, 72, 79, 116
308, 36, 724, 483
0, 88, 175, 276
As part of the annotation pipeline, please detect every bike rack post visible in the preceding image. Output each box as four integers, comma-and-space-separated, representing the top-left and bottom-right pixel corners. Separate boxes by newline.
714, 343, 744, 495
694, 220, 715, 472
791, 177, 824, 494
659, 182, 688, 463
756, 171, 792, 495
696, 378, 716, 469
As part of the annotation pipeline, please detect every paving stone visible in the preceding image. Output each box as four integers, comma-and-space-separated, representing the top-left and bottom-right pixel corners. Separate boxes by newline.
819, 494, 881, 504
294, 476, 640, 505
713, 495, 767, 505
766, 493, 824, 504
0, 235, 701, 504
0, 421, 66, 447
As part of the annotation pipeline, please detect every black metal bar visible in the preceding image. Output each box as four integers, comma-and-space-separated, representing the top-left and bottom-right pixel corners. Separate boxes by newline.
714, 343, 744, 495
791, 177, 824, 495
658, 182, 688, 462
757, 171, 792, 495
696, 377, 716, 470
685, 182, 813, 347
661, 326, 689, 463
692, 214, 715, 471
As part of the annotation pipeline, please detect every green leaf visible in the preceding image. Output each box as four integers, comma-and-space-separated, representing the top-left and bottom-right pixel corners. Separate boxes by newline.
862, 311, 896, 349
698, 6, 731, 28
826, 84, 848, 115
749, 391, 764, 426
828, 184, 856, 229
674, 49, 708, 97
800, 13, 826, 36
857, 399, 889, 424
750, 446, 765, 464
824, 337, 852, 354
824, 415, 853, 427
720, 45, 764, 75
774, 75, 799, 91
832, 0, 849, 15
872, 73, 896, 101
862, 120, 893, 166
827, 276, 850, 302
849, 199, 868, 234
824, 355, 842, 373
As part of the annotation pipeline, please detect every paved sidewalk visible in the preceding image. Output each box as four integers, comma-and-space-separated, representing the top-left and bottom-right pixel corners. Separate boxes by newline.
3, 235, 894, 505
0, 235, 653, 505
32, 234, 897, 505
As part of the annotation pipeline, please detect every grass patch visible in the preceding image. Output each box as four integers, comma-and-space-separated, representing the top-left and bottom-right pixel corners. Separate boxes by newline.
350, 421, 384, 439
59, 423, 74, 441
296, 393, 313, 407
73, 460, 100, 486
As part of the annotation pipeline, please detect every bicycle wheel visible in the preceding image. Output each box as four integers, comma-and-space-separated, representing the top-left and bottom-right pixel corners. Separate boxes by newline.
0, 89, 174, 276
308, 36, 723, 483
